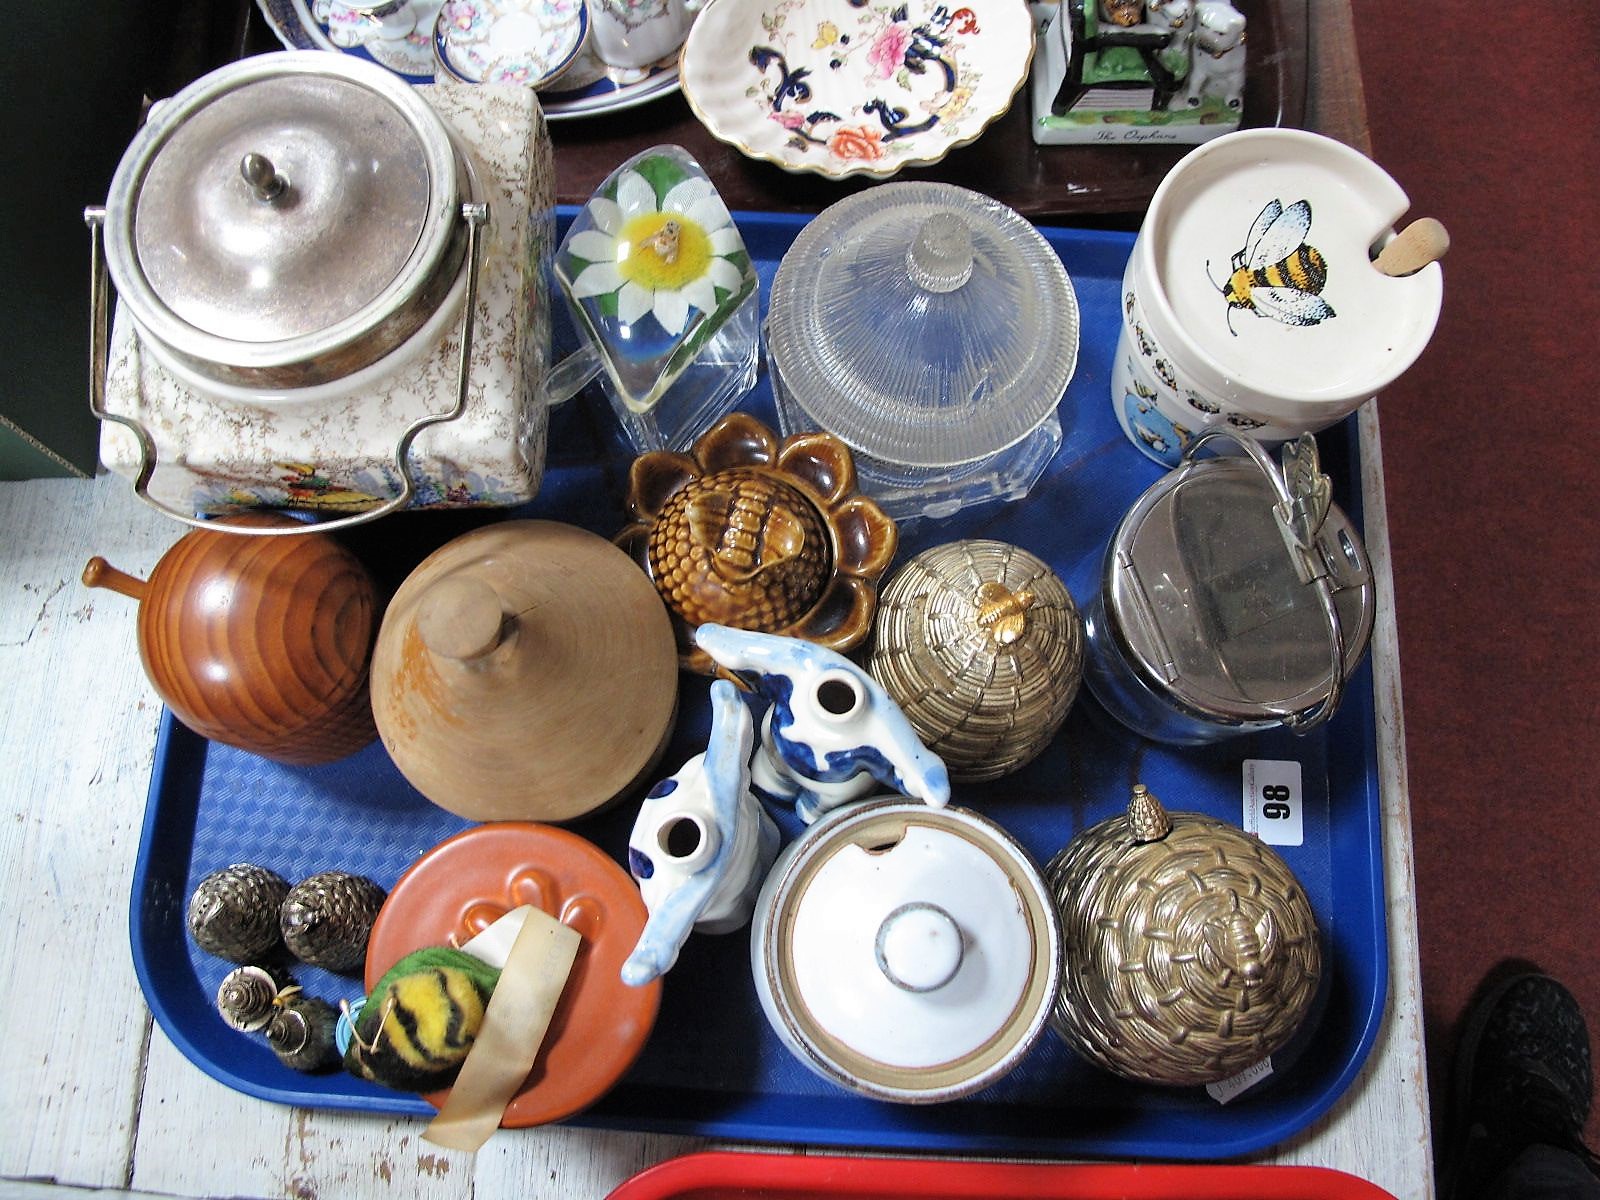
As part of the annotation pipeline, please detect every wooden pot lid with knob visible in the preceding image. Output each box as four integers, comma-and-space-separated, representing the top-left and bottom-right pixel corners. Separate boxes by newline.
369, 520, 679, 822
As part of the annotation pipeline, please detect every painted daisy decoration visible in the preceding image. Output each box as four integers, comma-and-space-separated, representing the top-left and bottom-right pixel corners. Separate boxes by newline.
555, 146, 758, 419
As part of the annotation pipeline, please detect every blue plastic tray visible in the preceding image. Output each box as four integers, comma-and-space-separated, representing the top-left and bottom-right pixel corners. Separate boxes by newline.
129, 210, 1387, 1161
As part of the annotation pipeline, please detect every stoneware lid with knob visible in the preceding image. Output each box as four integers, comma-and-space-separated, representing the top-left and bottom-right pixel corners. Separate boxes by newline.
369, 519, 679, 822
869, 539, 1084, 781
751, 799, 1061, 1103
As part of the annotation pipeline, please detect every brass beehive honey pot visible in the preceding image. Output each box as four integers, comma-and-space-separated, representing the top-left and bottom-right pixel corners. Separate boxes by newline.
1046, 784, 1322, 1087
868, 540, 1084, 781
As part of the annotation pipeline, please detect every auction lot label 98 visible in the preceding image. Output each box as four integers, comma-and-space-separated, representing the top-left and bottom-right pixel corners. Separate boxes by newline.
1242, 759, 1304, 847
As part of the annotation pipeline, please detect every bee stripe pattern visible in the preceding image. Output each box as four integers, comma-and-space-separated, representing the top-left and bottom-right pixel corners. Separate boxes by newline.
1255, 244, 1327, 294
385, 969, 480, 1069
346, 964, 490, 1092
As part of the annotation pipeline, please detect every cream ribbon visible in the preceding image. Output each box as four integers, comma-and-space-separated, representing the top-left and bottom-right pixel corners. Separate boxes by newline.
423, 905, 581, 1151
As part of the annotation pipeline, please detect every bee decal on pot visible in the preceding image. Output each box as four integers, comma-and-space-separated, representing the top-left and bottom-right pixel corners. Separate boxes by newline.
1209, 198, 1336, 336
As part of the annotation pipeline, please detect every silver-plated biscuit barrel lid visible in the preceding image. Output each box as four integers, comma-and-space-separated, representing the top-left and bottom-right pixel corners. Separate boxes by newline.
1099, 432, 1374, 735
101, 51, 469, 389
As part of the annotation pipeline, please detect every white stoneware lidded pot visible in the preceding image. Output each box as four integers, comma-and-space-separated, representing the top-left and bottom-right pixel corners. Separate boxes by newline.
751, 798, 1061, 1103
1112, 128, 1443, 466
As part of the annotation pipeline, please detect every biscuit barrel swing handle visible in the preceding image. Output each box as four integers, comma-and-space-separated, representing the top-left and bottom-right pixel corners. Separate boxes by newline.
83, 201, 491, 537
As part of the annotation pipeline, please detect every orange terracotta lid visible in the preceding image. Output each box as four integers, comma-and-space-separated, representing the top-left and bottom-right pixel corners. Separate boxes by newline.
365, 822, 660, 1127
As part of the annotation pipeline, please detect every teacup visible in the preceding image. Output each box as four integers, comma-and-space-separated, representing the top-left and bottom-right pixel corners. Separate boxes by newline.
585, 0, 694, 70
434, 0, 590, 87
325, 0, 424, 42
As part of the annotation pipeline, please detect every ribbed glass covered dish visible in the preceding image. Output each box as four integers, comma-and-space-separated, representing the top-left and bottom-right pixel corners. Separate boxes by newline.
766, 182, 1080, 520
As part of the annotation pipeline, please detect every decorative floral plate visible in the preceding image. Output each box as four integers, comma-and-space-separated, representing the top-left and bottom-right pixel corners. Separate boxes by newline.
256, 0, 682, 119
678, 0, 1034, 179
434, 0, 589, 88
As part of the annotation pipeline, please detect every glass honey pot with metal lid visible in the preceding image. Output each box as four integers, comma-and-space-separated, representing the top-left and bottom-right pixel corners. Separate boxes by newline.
1082, 430, 1375, 745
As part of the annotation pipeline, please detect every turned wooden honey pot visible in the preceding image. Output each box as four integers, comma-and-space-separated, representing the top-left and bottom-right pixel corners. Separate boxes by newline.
368, 519, 680, 823
84, 513, 378, 765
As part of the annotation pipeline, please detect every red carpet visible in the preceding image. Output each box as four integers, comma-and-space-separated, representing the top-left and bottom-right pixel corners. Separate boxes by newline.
1350, 0, 1600, 1151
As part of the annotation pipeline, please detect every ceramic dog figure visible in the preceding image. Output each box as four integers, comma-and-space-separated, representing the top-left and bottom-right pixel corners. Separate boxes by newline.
1184, 1, 1246, 109
622, 679, 780, 986
694, 624, 951, 824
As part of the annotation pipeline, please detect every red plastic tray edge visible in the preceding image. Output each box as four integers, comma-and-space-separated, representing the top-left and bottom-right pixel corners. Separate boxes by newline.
607, 1150, 1400, 1200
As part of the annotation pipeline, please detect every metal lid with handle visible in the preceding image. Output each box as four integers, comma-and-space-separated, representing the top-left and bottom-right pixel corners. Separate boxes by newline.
1105, 431, 1374, 733
102, 51, 469, 387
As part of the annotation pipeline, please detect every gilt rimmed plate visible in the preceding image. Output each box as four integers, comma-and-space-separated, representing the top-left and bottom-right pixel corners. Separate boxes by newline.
256, 0, 681, 118
679, 0, 1034, 180
434, 0, 589, 87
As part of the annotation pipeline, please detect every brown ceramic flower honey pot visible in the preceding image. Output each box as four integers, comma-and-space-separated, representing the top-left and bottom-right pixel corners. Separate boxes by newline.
83, 512, 378, 765
614, 412, 897, 673
368, 519, 679, 823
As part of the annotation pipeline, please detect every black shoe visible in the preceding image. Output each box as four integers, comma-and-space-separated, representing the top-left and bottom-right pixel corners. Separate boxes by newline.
1441, 965, 1599, 1200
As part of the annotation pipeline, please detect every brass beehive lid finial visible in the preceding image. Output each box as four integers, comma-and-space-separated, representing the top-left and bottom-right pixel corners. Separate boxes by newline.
1127, 784, 1172, 843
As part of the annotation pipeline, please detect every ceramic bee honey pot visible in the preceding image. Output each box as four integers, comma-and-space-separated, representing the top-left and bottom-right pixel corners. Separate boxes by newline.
1046, 783, 1321, 1087
1112, 128, 1444, 465
83, 513, 378, 765
615, 413, 898, 672
869, 539, 1085, 781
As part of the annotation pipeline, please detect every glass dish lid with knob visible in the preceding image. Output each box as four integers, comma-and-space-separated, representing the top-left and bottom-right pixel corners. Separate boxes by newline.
765, 181, 1080, 521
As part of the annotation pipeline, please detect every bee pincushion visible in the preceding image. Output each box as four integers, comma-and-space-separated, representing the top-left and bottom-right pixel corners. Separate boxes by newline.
343, 947, 501, 1093
1044, 784, 1321, 1087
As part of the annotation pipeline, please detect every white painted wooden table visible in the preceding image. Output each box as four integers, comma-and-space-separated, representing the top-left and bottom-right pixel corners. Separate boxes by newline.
0, 402, 1430, 1199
